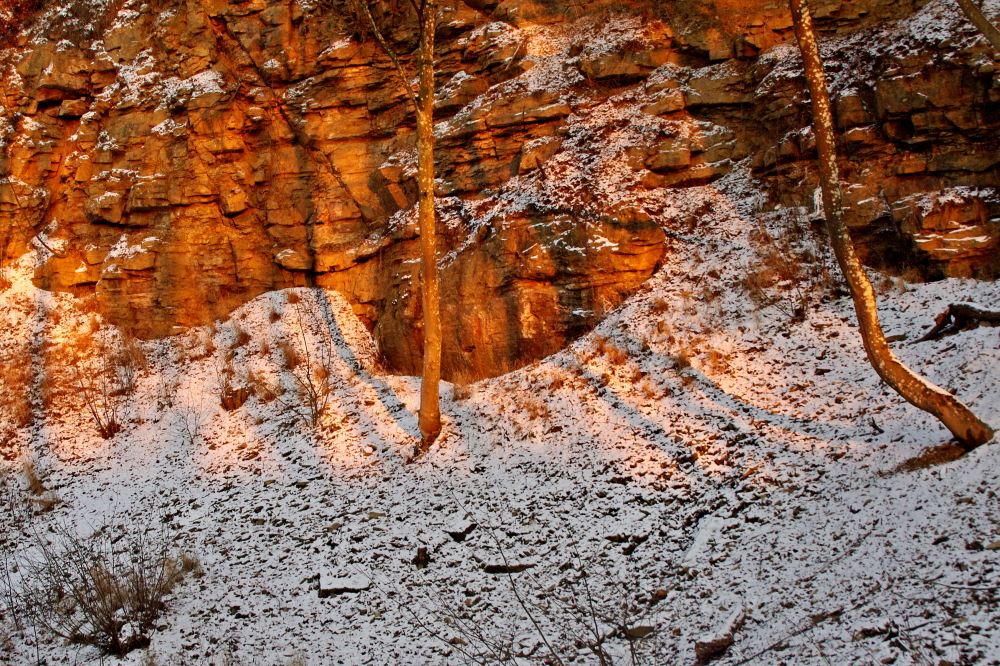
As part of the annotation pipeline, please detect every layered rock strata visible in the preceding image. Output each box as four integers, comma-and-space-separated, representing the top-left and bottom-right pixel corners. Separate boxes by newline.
0, 0, 997, 379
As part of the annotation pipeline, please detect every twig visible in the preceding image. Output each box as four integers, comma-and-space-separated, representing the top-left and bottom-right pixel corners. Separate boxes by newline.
448, 490, 567, 666
352, 0, 419, 109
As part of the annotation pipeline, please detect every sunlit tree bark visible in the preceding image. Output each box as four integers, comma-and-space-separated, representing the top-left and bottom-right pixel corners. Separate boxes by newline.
353, 0, 442, 450
789, 0, 995, 450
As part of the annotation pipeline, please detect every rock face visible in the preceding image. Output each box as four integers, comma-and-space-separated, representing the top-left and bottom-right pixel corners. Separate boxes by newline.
1, 0, 998, 379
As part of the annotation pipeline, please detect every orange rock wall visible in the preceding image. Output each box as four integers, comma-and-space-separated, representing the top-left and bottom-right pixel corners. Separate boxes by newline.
1, 0, 997, 379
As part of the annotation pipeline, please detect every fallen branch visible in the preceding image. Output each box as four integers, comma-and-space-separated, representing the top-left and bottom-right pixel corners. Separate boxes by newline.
914, 303, 1000, 343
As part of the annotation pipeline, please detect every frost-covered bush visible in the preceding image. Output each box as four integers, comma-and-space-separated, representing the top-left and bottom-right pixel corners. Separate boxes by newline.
2, 520, 197, 655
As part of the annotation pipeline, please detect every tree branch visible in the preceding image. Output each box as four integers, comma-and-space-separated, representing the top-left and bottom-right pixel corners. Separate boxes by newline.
353, 0, 419, 108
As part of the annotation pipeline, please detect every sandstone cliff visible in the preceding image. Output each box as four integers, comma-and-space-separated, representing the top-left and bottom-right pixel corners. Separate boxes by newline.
0, 0, 997, 379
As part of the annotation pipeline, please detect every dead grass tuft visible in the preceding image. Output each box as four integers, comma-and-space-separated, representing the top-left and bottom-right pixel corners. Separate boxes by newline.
248, 370, 281, 403
231, 324, 252, 349
592, 334, 610, 356
0, 344, 34, 437
672, 350, 691, 372
215, 361, 251, 412
4, 519, 196, 655
605, 341, 628, 365
19, 455, 45, 496
278, 340, 301, 370
178, 552, 203, 578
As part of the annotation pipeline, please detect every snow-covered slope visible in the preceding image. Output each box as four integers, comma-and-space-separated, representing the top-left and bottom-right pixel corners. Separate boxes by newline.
2, 156, 999, 665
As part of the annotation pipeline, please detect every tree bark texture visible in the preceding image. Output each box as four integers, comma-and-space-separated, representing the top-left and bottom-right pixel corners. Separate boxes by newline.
789, 0, 995, 449
353, 0, 442, 448
955, 0, 1000, 51
415, 0, 442, 446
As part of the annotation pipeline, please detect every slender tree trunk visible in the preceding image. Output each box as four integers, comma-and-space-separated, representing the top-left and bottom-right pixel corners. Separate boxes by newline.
955, 0, 1000, 51
415, 0, 442, 447
353, 0, 442, 449
789, 0, 994, 450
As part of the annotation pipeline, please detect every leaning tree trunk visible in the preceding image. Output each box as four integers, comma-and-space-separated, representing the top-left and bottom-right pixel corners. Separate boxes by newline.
415, 0, 442, 448
789, 0, 995, 450
955, 0, 1000, 51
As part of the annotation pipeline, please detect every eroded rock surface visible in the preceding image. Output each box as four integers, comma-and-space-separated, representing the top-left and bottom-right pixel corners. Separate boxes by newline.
1, 0, 998, 379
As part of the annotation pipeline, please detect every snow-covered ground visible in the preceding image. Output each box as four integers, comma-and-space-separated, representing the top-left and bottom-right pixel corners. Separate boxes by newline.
2, 0, 1000, 662
2, 161, 999, 665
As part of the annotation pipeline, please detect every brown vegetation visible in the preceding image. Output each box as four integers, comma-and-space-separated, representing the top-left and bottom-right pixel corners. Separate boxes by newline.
2, 520, 196, 655
0, 344, 34, 450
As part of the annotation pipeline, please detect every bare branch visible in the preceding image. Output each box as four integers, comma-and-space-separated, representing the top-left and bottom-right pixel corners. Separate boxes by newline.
353, 0, 419, 108
913, 302, 1000, 343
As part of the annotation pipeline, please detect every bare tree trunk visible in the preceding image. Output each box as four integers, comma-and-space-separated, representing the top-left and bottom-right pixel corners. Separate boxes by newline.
415, 0, 442, 447
955, 0, 1000, 51
789, 0, 995, 450
352, 0, 442, 449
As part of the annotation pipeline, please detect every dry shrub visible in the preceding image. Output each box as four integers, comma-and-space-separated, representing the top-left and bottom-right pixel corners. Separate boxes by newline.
0, 344, 34, 437
705, 349, 729, 373
155, 375, 178, 412
270, 297, 334, 426
269, 308, 281, 324
874, 272, 895, 296
248, 370, 281, 403
215, 361, 251, 412
203, 330, 217, 358
741, 214, 825, 321
292, 360, 332, 425
278, 340, 301, 370
523, 395, 551, 421
605, 341, 628, 365
672, 350, 691, 372
48, 333, 131, 439
80, 295, 102, 316
110, 330, 147, 397
75, 371, 123, 438
178, 552, 203, 579
451, 383, 471, 401
189, 325, 217, 362
19, 455, 44, 496
231, 324, 251, 349
640, 380, 658, 400
174, 396, 209, 446
650, 297, 669, 314
592, 334, 610, 356
3, 520, 195, 656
